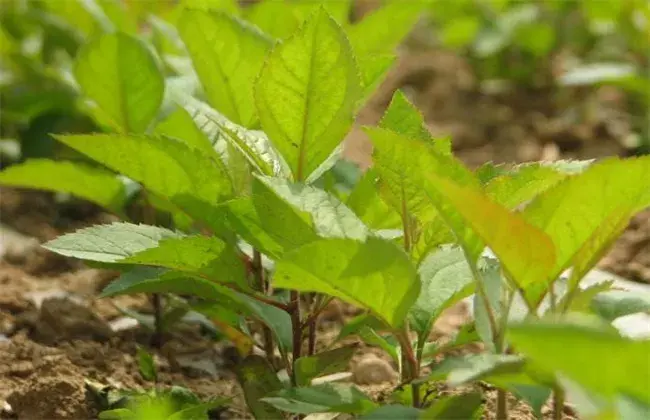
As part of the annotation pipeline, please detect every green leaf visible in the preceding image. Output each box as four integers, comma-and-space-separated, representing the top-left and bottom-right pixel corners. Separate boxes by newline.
154, 106, 216, 156
346, 169, 402, 230
348, 2, 424, 55
178, 95, 286, 177
508, 320, 650, 404
485, 376, 551, 419
43, 222, 179, 263
559, 280, 615, 313
98, 409, 134, 420
0, 159, 127, 214
357, 54, 395, 106
336, 313, 386, 342
234, 355, 284, 419
261, 383, 377, 415
422, 392, 483, 419
136, 346, 157, 382
591, 291, 650, 322
522, 156, 650, 306
178, 10, 271, 127
74, 32, 164, 133
361, 405, 420, 419
425, 354, 525, 386
257, 176, 368, 241
294, 345, 357, 386
53, 134, 233, 228
366, 127, 475, 229
254, 8, 361, 181
119, 235, 247, 286
222, 177, 318, 259
410, 246, 475, 337
484, 163, 567, 209
101, 267, 292, 353
380, 90, 432, 143
274, 237, 419, 327
473, 258, 502, 349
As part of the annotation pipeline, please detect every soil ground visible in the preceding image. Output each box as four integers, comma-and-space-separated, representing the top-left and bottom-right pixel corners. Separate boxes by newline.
1, 47, 647, 420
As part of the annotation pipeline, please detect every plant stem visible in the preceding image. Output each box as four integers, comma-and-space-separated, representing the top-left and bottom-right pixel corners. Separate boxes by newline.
469, 262, 500, 347
396, 328, 420, 408
289, 290, 301, 386
553, 387, 565, 420
496, 388, 508, 420
150, 293, 164, 348
252, 250, 275, 363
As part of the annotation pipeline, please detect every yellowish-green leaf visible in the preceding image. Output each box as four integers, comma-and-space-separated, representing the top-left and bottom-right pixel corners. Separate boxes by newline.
357, 53, 395, 106
274, 237, 419, 327
74, 32, 164, 133
155, 106, 216, 156
254, 8, 361, 181
178, 10, 272, 128
346, 169, 402, 230
423, 173, 556, 291
485, 163, 567, 209
0, 159, 127, 214
523, 156, 650, 306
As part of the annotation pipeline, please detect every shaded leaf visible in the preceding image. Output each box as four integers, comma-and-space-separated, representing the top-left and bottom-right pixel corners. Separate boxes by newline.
136, 347, 157, 382
591, 291, 650, 322
154, 106, 215, 156
508, 320, 650, 404
360, 405, 420, 419
274, 237, 419, 327
234, 355, 284, 419
422, 392, 483, 419
410, 246, 475, 337
295, 345, 357, 386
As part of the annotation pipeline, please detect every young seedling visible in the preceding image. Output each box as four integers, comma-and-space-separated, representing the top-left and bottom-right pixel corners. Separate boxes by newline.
1, 2, 649, 419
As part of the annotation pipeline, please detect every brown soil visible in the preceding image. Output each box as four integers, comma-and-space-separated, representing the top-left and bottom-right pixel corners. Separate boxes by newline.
0, 36, 647, 420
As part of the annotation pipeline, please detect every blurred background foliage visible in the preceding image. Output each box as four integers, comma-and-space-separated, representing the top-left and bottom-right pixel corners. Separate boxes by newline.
0, 0, 648, 166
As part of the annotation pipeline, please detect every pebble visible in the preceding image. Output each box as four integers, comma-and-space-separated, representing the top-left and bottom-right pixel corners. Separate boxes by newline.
352, 354, 398, 385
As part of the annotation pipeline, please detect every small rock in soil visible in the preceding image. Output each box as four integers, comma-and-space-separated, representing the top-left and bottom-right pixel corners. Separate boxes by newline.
24, 297, 113, 344
352, 354, 398, 385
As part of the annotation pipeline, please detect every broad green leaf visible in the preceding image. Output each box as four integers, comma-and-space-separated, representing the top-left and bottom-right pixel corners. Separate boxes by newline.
43, 222, 179, 262
178, 95, 286, 176
274, 237, 419, 327
336, 313, 386, 342
421, 392, 483, 419
424, 354, 525, 386
154, 106, 215, 156
0, 159, 127, 214
617, 395, 650, 420
103, 267, 291, 352
167, 399, 230, 420
257, 176, 368, 241
361, 405, 420, 420
346, 169, 402, 230
380, 90, 431, 143
484, 375, 551, 419
262, 383, 377, 415
54, 134, 233, 228
410, 246, 475, 337
591, 291, 650, 322
522, 156, 650, 305
254, 8, 361, 181
234, 355, 284, 419
178, 10, 271, 127
336, 314, 399, 363
181, 0, 239, 14
74, 32, 164, 133
366, 127, 474, 229
120, 235, 247, 286
222, 177, 318, 259
422, 172, 555, 293
508, 320, 650, 404
348, 2, 424, 55
485, 163, 567, 209
294, 345, 357, 386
